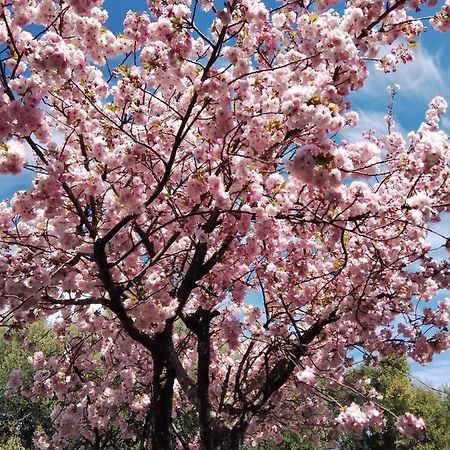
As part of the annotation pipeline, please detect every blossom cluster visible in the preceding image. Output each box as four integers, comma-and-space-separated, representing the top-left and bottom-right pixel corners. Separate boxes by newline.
396, 413, 426, 440
336, 402, 385, 434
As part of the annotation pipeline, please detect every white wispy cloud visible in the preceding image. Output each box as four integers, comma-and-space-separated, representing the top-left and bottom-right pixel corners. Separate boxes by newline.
340, 50, 447, 142
360, 47, 448, 103
339, 109, 405, 142
411, 354, 450, 387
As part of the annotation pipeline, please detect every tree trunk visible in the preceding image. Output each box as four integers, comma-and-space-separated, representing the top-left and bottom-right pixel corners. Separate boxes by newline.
139, 326, 176, 450
214, 423, 248, 450
184, 308, 221, 450
198, 325, 214, 450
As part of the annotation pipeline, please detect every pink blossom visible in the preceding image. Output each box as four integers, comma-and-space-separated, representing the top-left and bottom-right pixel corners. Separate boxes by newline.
7, 369, 23, 393
396, 413, 426, 440
0, 1, 449, 448
0, 141, 26, 174
28, 351, 46, 369
336, 403, 384, 434
296, 367, 316, 385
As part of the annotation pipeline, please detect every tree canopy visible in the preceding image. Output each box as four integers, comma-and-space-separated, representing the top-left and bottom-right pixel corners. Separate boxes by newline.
0, 0, 450, 449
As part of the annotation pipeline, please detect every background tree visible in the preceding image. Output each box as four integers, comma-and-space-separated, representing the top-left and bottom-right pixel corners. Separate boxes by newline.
0, 0, 450, 449
337, 357, 450, 450
259, 357, 450, 450
0, 323, 58, 449
0, 322, 148, 450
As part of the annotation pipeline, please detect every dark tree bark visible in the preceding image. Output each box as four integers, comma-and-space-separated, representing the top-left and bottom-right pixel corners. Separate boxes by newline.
139, 326, 176, 450
190, 309, 220, 450
216, 423, 248, 450
148, 355, 175, 450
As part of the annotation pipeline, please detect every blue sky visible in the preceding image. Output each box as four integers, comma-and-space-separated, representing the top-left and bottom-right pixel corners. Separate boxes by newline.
1, 1, 450, 385
103, 0, 147, 31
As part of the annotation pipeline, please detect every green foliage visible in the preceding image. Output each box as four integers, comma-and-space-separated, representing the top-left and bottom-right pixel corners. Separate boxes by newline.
0, 323, 153, 449
0, 437, 25, 450
338, 356, 450, 450
0, 322, 60, 448
257, 431, 328, 450
258, 356, 450, 450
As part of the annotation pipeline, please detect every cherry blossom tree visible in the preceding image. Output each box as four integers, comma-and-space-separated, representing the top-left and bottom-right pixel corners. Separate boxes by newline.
1, 0, 450, 449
